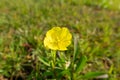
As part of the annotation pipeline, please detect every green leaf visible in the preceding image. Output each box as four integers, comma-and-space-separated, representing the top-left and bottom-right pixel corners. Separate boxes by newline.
73, 34, 80, 61
0, 69, 3, 73
43, 71, 54, 77
81, 72, 106, 79
38, 56, 50, 66
75, 55, 87, 73
58, 51, 66, 62
58, 69, 70, 78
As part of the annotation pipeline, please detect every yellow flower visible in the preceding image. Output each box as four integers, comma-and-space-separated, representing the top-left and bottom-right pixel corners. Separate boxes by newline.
44, 27, 72, 51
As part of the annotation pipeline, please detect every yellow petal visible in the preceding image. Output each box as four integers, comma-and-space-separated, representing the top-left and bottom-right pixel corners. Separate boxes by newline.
60, 27, 72, 41
44, 36, 58, 50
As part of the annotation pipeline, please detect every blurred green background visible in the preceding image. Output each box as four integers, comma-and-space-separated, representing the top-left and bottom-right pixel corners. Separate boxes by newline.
0, 0, 120, 79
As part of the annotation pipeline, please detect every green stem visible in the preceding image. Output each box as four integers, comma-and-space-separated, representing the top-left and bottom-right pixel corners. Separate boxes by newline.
71, 62, 74, 80
51, 50, 57, 78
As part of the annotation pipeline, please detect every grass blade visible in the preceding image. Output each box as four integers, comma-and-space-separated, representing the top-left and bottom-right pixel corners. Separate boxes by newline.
75, 55, 87, 73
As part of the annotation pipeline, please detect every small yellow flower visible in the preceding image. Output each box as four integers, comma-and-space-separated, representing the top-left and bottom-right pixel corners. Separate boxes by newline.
44, 27, 72, 51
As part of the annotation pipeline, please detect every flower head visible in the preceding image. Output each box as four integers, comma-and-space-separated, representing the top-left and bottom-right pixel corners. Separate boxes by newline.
44, 27, 72, 51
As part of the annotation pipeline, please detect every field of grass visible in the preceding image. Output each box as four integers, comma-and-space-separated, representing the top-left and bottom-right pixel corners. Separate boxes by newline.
0, 0, 120, 80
